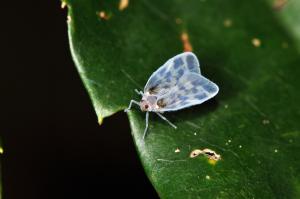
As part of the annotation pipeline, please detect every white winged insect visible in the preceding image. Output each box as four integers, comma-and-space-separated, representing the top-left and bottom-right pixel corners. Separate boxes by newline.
125, 52, 219, 139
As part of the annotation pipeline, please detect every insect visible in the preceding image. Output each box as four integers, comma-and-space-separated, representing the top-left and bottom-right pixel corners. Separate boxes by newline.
125, 52, 219, 139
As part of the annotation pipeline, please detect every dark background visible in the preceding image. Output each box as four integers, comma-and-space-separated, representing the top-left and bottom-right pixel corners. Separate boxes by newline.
1, 1, 158, 198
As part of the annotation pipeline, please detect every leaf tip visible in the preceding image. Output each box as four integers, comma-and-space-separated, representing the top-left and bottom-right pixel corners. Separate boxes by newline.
98, 116, 104, 125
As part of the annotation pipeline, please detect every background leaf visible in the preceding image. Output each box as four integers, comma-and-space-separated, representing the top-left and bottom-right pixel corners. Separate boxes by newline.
66, 0, 300, 198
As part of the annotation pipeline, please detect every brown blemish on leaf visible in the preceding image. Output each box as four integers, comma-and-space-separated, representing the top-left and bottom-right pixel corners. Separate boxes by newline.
190, 148, 221, 162
273, 0, 288, 11
252, 38, 261, 47
181, 32, 193, 52
97, 11, 110, 20
190, 149, 202, 158
175, 18, 182, 24
119, 0, 129, 11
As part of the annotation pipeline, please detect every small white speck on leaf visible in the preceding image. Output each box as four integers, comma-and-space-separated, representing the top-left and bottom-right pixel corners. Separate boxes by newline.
61, 2, 67, 9
175, 148, 180, 153
239, 145, 242, 148
252, 38, 261, 47
194, 132, 197, 136
67, 15, 71, 23
97, 11, 110, 20
206, 175, 211, 180
262, 119, 270, 125
274, 149, 278, 153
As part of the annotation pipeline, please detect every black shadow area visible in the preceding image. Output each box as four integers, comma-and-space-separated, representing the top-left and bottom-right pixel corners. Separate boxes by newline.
0, 1, 158, 199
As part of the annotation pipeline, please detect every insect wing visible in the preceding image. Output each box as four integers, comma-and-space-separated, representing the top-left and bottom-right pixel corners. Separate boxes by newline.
156, 73, 219, 112
144, 52, 201, 96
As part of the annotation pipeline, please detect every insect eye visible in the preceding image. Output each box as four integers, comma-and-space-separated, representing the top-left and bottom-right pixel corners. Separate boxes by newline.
144, 105, 149, 109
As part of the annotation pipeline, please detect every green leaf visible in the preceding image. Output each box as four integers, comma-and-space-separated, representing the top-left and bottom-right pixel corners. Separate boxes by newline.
65, 0, 300, 198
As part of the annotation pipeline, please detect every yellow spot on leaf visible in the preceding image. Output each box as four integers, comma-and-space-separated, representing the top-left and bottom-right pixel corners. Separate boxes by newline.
119, 0, 129, 11
223, 18, 232, 27
206, 175, 211, 180
0, 147, 3, 154
208, 159, 217, 165
181, 32, 193, 52
252, 38, 261, 47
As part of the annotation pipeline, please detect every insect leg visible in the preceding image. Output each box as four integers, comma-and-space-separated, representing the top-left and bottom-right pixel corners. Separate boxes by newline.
155, 112, 177, 129
124, 100, 140, 112
134, 89, 143, 96
142, 111, 149, 140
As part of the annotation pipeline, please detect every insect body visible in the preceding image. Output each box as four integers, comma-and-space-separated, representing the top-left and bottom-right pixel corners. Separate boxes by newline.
125, 52, 219, 139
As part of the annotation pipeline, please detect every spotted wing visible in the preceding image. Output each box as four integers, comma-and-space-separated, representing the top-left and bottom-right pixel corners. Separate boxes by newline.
156, 72, 219, 112
144, 52, 201, 96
